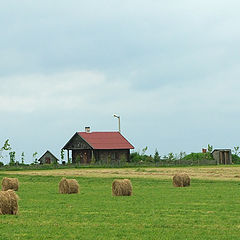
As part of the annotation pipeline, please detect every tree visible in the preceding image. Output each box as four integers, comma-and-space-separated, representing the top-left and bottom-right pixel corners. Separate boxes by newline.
233, 146, 240, 156
2, 139, 11, 151
130, 152, 141, 162
168, 152, 176, 161
21, 152, 25, 164
9, 151, 16, 166
154, 149, 160, 163
142, 146, 148, 155
0, 139, 12, 160
179, 151, 186, 159
207, 144, 213, 153
32, 152, 38, 164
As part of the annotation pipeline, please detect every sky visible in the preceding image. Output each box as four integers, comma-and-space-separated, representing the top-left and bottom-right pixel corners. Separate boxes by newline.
0, 0, 240, 163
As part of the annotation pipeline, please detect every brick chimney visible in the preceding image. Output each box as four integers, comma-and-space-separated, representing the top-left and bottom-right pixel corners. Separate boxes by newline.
202, 148, 207, 153
85, 127, 90, 133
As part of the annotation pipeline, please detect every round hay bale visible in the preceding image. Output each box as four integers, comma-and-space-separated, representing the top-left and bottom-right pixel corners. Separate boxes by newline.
173, 173, 190, 187
0, 190, 19, 215
112, 179, 132, 196
59, 178, 79, 194
2, 177, 19, 191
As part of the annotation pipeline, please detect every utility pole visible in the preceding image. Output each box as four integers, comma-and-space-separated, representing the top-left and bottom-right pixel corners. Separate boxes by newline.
113, 114, 121, 133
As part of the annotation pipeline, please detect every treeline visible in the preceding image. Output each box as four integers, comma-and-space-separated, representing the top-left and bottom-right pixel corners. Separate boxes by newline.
130, 146, 213, 164
0, 139, 42, 166
1, 139, 240, 167
130, 145, 240, 165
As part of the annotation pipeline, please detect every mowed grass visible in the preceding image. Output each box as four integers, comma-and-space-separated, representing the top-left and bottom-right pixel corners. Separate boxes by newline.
0, 175, 240, 240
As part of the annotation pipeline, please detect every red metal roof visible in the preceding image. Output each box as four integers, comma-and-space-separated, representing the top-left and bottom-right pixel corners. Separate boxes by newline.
78, 132, 134, 150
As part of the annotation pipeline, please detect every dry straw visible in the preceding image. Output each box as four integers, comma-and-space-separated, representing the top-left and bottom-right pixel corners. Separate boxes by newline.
59, 178, 79, 194
0, 190, 19, 215
112, 179, 133, 196
2, 177, 19, 191
173, 173, 190, 187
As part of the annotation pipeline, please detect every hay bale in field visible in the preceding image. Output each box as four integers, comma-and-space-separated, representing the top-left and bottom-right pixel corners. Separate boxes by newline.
112, 179, 132, 196
59, 178, 79, 194
2, 177, 19, 191
0, 190, 19, 215
173, 173, 190, 187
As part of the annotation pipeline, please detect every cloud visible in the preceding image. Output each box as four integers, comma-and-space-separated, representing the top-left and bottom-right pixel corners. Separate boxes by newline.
1, 0, 240, 89
0, 1, 240, 162
0, 71, 107, 112
1, 64, 239, 117
0, 65, 240, 163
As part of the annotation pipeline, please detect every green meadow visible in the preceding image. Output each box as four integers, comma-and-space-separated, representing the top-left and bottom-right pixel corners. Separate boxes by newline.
0, 174, 240, 240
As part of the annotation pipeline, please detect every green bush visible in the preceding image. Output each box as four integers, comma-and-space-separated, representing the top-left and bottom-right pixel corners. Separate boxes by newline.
232, 154, 240, 164
130, 152, 142, 162
130, 152, 153, 163
183, 152, 213, 161
153, 149, 160, 163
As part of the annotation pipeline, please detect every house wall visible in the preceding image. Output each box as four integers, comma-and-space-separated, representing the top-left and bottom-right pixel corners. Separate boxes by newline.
212, 151, 220, 164
229, 151, 232, 164
72, 149, 92, 164
95, 149, 130, 163
71, 149, 130, 164
65, 134, 91, 150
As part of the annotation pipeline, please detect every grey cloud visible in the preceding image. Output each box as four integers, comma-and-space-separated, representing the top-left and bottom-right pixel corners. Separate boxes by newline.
1, 1, 240, 161
1, 0, 240, 81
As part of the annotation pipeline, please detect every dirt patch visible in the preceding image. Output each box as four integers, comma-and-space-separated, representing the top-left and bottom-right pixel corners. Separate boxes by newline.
1, 166, 240, 181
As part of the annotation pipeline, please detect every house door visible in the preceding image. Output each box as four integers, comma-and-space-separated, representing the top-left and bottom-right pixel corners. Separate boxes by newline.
45, 157, 51, 164
225, 152, 229, 164
220, 152, 226, 164
82, 150, 91, 164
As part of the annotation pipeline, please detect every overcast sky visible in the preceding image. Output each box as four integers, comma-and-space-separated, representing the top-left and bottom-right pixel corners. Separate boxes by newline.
1, 1, 240, 163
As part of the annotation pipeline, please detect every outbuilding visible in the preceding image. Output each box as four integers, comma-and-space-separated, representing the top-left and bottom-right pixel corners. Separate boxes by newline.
212, 149, 232, 165
62, 127, 134, 164
38, 150, 59, 164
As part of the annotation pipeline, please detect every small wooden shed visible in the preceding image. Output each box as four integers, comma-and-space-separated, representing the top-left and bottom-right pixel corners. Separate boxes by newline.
212, 149, 232, 165
38, 150, 58, 164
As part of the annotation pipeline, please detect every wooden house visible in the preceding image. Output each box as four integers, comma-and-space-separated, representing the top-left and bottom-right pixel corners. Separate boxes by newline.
62, 128, 134, 164
38, 150, 58, 164
212, 149, 232, 165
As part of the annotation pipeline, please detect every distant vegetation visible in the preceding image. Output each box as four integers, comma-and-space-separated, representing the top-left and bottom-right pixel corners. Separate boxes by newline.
130, 145, 240, 166
1, 139, 240, 168
129, 145, 215, 165
232, 154, 240, 164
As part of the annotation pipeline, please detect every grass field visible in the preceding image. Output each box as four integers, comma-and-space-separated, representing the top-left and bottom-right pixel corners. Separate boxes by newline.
1, 170, 240, 239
